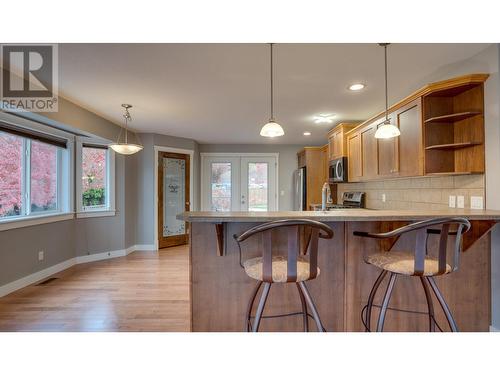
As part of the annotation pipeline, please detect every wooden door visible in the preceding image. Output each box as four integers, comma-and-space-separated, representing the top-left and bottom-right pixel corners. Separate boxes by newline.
377, 116, 399, 177
158, 152, 190, 248
397, 98, 423, 177
347, 131, 362, 182
328, 129, 342, 160
361, 124, 378, 179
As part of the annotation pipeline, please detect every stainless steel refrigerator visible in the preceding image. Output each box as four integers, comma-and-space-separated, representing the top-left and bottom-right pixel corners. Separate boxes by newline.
293, 167, 306, 211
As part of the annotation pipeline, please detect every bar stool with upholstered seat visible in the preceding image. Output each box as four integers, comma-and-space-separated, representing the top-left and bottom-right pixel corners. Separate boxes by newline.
234, 219, 334, 332
354, 217, 471, 332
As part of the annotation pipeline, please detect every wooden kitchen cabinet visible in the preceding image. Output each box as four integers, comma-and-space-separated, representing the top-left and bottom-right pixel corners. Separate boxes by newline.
347, 131, 362, 182
377, 98, 423, 178
327, 123, 358, 161
361, 124, 378, 179
297, 146, 328, 209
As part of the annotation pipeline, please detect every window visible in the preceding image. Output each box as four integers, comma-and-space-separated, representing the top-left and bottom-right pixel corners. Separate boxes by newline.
0, 113, 74, 228
76, 138, 115, 217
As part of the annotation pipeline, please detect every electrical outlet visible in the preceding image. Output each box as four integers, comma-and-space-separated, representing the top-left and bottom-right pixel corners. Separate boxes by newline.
449, 195, 456, 208
471, 196, 484, 210
457, 195, 465, 209
38, 251, 44, 261
381, 193, 386, 202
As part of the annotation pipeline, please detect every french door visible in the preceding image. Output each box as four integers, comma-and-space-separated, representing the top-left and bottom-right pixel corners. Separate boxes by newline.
201, 154, 277, 212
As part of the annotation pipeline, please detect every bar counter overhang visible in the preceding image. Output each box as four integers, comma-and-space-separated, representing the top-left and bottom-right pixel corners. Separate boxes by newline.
177, 209, 500, 332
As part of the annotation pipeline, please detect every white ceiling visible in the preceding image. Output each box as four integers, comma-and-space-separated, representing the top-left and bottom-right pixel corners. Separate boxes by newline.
56, 43, 491, 144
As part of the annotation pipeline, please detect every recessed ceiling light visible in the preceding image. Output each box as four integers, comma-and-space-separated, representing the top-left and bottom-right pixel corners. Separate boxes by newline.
303, 131, 311, 136
348, 83, 366, 91
313, 114, 336, 124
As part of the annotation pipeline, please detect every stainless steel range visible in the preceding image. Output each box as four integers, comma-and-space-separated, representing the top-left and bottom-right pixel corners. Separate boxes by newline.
328, 191, 365, 209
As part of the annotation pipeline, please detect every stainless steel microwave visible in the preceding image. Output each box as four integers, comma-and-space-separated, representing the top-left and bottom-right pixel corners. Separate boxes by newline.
329, 157, 347, 183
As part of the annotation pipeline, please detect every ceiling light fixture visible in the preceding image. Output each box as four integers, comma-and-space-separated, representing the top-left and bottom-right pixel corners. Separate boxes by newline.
303, 131, 311, 136
260, 43, 284, 138
109, 104, 144, 155
313, 114, 336, 124
374, 43, 401, 139
348, 83, 366, 91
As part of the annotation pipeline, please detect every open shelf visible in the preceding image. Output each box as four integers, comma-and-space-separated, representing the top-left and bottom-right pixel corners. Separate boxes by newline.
425, 141, 482, 151
424, 111, 482, 124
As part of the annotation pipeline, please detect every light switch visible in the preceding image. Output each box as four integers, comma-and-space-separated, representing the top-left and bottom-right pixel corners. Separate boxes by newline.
449, 195, 456, 208
471, 196, 484, 210
381, 193, 386, 202
457, 195, 465, 209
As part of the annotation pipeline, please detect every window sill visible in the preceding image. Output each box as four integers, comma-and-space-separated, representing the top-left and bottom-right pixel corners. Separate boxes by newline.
76, 210, 116, 219
0, 212, 74, 232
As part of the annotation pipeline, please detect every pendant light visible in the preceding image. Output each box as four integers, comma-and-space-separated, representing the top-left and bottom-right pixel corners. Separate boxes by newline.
110, 104, 144, 155
374, 43, 401, 139
260, 43, 285, 137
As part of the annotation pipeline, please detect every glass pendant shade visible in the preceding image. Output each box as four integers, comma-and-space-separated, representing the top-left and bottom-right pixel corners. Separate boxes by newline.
374, 120, 401, 139
260, 120, 285, 137
110, 104, 143, 155
109, 143, 144, 155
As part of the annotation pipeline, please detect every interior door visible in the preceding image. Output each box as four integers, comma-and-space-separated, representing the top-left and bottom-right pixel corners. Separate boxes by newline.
158, 152, 190, 248
240, 157, 277, 211
202, 156, 240, 211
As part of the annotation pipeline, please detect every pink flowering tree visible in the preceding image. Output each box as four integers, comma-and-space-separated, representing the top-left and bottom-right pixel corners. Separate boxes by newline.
0, 133, 23, 217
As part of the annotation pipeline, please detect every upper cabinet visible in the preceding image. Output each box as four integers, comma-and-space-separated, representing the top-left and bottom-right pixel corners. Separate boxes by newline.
341, 74, 488, 182
327, 123, 358, 161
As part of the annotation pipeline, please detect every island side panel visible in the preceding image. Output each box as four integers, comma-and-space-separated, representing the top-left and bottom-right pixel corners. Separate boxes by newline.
345, 221, 491, 332
190, 221, 346, 332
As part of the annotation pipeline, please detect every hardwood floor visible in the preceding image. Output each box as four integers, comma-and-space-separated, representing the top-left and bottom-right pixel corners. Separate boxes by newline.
0, 246, 190, 332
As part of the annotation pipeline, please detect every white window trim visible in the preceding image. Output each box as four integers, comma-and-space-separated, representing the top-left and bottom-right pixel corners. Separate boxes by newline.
75, 136, 116, 218
0, 111, 75, 230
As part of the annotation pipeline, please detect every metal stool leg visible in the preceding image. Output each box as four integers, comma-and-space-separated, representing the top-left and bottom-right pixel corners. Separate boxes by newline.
365, 270, 388, 332
246, 281, 263, 332
420, 277, 436, 332
298, 281, 325, 332
296, 283, 309, 332
427, 276, 458, 332
252, 282, 271, 332
376, 272, 397, 332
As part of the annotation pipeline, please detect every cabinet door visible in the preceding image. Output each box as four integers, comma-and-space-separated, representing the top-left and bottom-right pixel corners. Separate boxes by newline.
328, 129, 342, 160
347, 132, 362, 182
377, 116, 399, 177
361, 124, 378, 180
397, 99, 423, 177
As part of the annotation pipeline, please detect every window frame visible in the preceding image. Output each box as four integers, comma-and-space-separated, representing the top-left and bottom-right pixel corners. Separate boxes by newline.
0, 111, 74, 231
75, 137, 116, 218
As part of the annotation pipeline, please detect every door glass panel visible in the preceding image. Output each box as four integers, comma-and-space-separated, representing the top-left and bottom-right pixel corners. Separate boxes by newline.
248, 162, 268, 211
163, 157, 186, 237
211, 162, 231, 211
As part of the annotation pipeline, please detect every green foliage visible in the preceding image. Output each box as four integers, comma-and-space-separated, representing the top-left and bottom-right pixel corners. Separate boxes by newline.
83, 188, 106, 207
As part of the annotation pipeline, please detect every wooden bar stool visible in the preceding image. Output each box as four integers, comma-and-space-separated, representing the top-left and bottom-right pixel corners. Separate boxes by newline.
354, 217, 471, 332
234, 219, 334, 332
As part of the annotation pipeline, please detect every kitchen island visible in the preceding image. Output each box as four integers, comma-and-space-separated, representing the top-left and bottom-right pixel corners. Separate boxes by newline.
178, 209, 500, 332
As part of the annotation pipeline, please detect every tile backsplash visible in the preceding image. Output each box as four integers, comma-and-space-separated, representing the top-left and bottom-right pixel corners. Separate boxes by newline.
337, 174, 485, 210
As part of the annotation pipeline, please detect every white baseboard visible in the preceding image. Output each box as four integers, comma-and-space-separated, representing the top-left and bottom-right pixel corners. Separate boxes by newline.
132, 244, 157, 251
0, 258, 76, 298
0, 244, 144, 298
75, 248, 129, 264
490, 325, 500, 332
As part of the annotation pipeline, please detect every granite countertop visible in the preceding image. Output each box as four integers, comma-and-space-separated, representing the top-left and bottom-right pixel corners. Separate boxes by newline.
177, 209, 500, 222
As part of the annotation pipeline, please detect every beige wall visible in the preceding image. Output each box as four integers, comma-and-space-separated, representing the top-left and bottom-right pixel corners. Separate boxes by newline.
338, 175, 485, 210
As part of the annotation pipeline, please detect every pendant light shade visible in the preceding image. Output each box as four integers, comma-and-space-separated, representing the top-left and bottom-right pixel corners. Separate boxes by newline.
260, 43, 284, 138
260, 120, 285, 137
375, 119, 401, 139
375, 43, 400, 140
110, 104, 143, 155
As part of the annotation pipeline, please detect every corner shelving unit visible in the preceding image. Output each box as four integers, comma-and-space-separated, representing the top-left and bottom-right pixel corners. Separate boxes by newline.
423, 81, 485, 175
